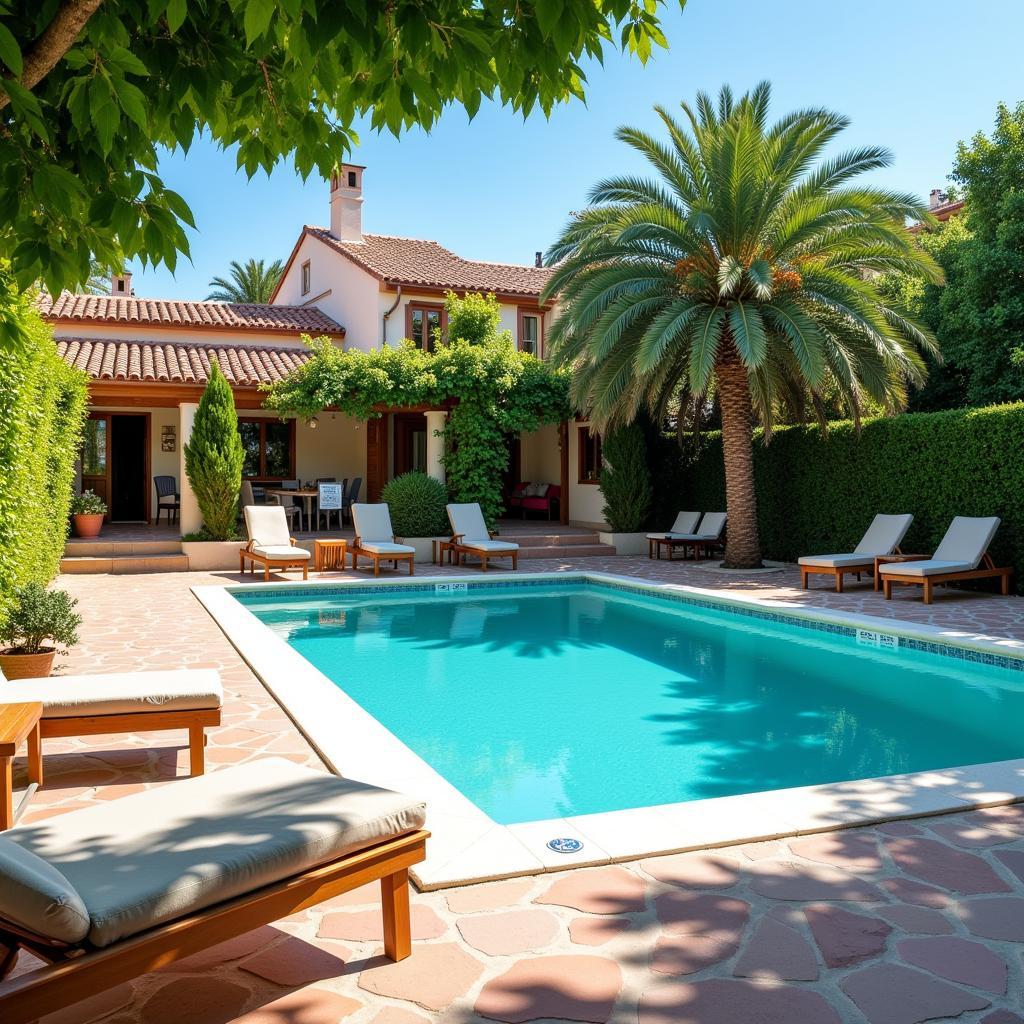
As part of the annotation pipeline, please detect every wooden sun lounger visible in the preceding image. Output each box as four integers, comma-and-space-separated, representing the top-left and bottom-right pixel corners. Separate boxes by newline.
0, 829, 428, 1024
448, 534, 519, 572
882, 553, 1013, 604
239, 538, 310, 581
349, 539, 415, 577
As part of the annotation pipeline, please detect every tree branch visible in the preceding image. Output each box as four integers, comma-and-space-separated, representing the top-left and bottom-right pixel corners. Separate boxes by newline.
0, 0, 104, 110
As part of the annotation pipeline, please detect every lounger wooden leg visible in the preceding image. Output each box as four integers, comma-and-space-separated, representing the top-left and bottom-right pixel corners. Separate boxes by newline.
188, 724, 206, 776
835, 571, 843, 594
374, 557, 380, 578
408, 558, 414, 577
302, 563, 308, 580
923, 579, 933, 605
381, 868, 412, 961
26, 723, 42, 788
239, 550, 244, 573
512, 552, 518, 570
1002, 572, 1011, 595
883, 578, 892, 600
1, 757, 12, 830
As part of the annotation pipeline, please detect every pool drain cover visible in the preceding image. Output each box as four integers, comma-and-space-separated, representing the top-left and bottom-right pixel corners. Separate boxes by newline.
547, 837, 583, 854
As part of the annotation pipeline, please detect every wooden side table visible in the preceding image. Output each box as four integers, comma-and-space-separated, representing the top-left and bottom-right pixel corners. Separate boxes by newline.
0, 702, 43, 829
314, 539, 348, 571
433, 539, 458, 565
873, 553, 929, 592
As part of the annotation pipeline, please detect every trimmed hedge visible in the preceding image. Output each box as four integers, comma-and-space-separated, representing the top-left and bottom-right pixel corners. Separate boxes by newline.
381, 472, 449, 538
670, 404, 1024, 589
0, 294, 88, 621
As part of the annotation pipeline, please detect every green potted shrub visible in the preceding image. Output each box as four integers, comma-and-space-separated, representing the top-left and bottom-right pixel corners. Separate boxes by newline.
70, 489, 107, 538
0, 583, 82, 679
381, 472, 449, 556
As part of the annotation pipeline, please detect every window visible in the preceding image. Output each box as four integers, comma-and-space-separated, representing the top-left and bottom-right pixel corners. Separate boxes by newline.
405, 303, 446, 352
82, 417, 107, 476
347, 170, 357, 187
518, 310, 541, 356
578, 427, 602, 484
238, 418, 295, 479
300, 260, 311, 295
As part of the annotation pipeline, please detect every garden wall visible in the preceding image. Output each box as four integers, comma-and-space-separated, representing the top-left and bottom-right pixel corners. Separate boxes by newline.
0, 298, 88, 619
667, 404, 1024, 587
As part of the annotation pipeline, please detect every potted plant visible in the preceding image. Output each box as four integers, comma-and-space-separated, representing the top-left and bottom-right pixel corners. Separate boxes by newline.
0, 583, 82, 679
70, 489, 107, 538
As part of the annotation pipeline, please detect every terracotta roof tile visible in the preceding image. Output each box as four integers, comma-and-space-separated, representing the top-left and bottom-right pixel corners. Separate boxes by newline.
41, 293, 343, 334
56, 338, 312, 387
308, 228, 553, 297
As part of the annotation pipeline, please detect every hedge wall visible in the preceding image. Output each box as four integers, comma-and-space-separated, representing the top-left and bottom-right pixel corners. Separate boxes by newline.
0, 295, 88, 620
670, 404, 1024, 588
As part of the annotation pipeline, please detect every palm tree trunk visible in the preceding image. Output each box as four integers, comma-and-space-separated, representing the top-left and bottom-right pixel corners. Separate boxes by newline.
716, 349, 763, 569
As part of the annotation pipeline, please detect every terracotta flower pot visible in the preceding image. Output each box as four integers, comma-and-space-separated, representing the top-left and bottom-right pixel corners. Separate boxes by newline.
0, 648, 56, 680
73, 513, 104, 538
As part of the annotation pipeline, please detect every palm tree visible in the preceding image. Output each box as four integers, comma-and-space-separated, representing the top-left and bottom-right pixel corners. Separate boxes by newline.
206, 258, 285, 303
543, 82, 943, 568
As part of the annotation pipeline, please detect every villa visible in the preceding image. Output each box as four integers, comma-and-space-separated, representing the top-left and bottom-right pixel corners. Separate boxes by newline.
43, 166, 607, 539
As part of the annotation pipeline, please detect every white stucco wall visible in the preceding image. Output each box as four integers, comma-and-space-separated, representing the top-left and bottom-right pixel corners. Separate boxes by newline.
520, 424, 561, 486
274, 234, 379, 349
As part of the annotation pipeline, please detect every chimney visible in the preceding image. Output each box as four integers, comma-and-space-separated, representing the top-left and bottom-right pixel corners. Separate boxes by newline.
929, 188, 946, 209
110, 271, 133, 297
534, 251, 543, 268
330, 164, 365, 241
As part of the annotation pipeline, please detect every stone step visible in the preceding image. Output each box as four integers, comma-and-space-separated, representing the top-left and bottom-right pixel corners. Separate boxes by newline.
516, 543, 616, 559
63, 539, 183, 556
501, 532, 602, 547
59, 552, 191, 575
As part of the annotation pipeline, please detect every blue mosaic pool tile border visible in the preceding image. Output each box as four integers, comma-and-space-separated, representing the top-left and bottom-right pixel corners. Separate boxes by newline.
231, 574, 1024, 673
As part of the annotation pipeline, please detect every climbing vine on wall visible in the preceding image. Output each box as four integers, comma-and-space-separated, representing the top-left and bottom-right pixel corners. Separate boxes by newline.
266, 293, 572, 525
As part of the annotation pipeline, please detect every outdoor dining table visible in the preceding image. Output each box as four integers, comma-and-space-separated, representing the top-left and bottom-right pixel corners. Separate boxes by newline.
265, 488, 319, 531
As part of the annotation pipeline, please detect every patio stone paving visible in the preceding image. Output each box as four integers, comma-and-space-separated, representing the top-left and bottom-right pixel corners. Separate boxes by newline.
9, 555, 1024, 1022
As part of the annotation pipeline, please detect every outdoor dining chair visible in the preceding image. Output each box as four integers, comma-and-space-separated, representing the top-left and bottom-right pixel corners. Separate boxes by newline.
153, 476, 180, 526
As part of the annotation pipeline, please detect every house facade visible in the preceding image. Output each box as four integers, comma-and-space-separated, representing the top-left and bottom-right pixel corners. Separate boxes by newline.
45, 164, 606, 533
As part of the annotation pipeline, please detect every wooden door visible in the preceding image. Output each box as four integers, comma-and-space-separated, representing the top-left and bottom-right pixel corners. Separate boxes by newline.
366, 416, 389, 501
81, 413, 111, 520
393, 413, 427, 477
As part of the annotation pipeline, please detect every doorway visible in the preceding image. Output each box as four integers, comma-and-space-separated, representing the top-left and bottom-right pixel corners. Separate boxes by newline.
393, 413, 427, 477
81, 413, 150, 522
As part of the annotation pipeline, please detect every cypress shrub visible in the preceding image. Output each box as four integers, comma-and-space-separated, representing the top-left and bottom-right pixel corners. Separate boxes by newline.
184, 360, 245, 540
665, 404, 1024, 588
0, 290, 88, 622
600, 423, 653, 531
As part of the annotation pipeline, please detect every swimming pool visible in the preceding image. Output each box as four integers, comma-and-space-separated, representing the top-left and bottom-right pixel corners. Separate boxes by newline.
236, 578, 1024, 826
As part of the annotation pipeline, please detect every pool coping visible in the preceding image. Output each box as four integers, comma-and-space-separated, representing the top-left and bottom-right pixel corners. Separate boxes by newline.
193, 570, 1024, 889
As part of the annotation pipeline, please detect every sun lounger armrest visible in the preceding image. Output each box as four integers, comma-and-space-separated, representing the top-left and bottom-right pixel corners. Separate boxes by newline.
450, 533, 465, 543
353, 535, 362, 547
393, 536, 404, 544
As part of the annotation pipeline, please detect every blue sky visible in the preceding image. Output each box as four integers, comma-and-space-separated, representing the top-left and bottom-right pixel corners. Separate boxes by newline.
135, 0, 1024, 300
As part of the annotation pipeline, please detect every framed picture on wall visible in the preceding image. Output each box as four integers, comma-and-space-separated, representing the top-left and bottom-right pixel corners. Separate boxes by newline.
161, 426, 176, 452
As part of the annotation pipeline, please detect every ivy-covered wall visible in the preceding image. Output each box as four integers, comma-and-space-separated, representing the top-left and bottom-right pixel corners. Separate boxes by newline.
0, 292, 89, 620
670, 404, 1024, 587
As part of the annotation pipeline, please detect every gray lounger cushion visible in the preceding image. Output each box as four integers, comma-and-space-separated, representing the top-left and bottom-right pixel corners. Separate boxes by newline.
798, 553, 877, 568
4, 757, 425, 948
878, 559, 976, 577
251, 544, 312, 560
0, 669, 222, 718
0, 837, 90, 943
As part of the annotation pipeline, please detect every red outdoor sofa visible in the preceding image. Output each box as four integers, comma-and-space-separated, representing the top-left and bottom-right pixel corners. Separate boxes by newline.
507, 482, 561, 520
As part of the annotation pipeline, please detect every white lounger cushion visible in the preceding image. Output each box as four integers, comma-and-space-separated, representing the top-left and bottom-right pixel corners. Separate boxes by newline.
798, 553, 878, 568
352, 503, 399, 544
4, 757, 425, 948
0, 837, 90, 943
244, 505, 292, 547
646, 512, 702, 541
0, 669, 222, 718
854, 513, 914, 555
251, 544, 311, 560
359, 541, 415, 555
460, 539, 519, 553
879, 559, 977, 577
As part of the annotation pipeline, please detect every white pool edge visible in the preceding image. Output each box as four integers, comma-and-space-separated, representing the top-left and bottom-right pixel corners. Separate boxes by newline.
193, 571, 1024, 889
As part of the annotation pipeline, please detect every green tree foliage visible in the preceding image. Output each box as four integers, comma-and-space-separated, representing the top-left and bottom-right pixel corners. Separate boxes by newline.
184, 361, 245, 540
544, 82, 942, 567
207, 258, 285, 303
267, 295, 571, 526
599, 423, 652, 531
0, 0, 681, 298
0, 285, 88, 622
674, 403, 1024, 592
445, 290, 502, 345
889, 102, 1024, 410
381, 472, 449, 538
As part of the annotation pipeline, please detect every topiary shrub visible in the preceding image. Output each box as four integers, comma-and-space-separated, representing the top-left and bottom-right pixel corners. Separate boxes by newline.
381, 472, 449, 537
600, 423, 653, 532
184, 360, 245, 540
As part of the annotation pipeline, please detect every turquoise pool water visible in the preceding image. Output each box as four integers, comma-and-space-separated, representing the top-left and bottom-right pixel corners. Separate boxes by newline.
238, 581, 1024, 824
